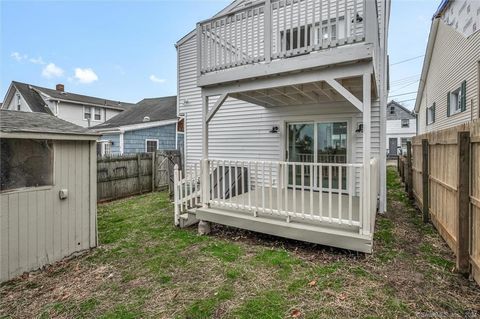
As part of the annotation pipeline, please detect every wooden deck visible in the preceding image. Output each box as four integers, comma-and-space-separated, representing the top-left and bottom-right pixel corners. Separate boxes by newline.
195, 187, 374, 253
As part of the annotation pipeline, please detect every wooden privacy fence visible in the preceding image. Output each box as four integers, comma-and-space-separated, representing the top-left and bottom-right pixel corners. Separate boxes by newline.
399, 119, 480, 285
97, 150, 181, 202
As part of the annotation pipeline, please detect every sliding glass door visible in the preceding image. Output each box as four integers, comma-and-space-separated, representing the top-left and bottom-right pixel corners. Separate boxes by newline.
287, 121, 348, 191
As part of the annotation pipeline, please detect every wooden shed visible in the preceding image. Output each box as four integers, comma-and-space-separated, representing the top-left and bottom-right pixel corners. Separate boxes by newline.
0, 110, 99, 282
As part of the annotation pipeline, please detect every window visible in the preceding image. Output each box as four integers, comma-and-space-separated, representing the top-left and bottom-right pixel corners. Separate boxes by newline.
448, 81, 466, 116
94, 108, 101, 121
16, 94, 21, 111
427, 103, 435, 125
390, 106, 396, 115
145, 139, 158, 153
84, 106, 92, 120
1, 139, 53, 191
401, 119, 409, 128
97, 141, 112, 156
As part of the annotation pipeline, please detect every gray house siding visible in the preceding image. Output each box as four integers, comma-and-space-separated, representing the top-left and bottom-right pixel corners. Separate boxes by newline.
123, 124, 176, 154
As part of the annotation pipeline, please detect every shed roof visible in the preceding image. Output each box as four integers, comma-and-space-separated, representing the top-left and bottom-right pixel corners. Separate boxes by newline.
93, 96, 177, 129
0, 110, 99, 138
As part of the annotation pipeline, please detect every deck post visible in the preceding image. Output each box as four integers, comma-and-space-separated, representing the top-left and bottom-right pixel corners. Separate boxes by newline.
362, 72, 372, 236
202, 92, 210, 208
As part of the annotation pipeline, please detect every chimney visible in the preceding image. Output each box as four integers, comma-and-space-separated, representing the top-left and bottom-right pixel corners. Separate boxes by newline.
56, 84, 65, 92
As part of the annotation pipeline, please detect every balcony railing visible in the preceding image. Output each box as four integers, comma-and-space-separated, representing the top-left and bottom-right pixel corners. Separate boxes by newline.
197, 0, 372, 75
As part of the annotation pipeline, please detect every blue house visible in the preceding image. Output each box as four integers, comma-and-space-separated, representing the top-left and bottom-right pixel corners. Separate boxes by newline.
93, 96, 182, 155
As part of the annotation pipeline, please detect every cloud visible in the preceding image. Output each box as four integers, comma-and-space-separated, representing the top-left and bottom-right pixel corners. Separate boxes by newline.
42, 63, 64, 78
11, 52, 27, 62
29, 57, 45, 65
149, 74, 166, 84
74, 68, 98, 84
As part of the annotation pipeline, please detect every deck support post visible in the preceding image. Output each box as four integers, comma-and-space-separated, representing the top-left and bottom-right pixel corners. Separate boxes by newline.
202, 92, 210, 208
362, 72, 372, 236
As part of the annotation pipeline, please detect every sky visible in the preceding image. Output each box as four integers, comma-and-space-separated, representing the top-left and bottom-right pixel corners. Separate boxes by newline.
1, 0, 440, 109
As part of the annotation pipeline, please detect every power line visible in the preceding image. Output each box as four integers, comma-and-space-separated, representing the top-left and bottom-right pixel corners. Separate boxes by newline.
394, 98, 417, 104
390, 80, 420, 93
388, 91, 417, 98
390, 74, 420, 85
390, 55, 425, 66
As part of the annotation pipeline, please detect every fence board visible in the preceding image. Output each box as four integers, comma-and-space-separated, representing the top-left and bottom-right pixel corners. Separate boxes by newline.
409, 119, 479, 285
97, 150, 181, 202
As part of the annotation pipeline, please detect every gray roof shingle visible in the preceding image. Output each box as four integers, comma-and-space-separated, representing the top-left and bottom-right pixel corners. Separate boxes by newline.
0, 109, 99, 137
13, 82, 54, 114
93, 96, 177, 129
12, 81, 135, 111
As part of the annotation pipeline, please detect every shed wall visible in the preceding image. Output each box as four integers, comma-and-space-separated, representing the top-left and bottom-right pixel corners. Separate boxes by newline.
0, 139, 97, 282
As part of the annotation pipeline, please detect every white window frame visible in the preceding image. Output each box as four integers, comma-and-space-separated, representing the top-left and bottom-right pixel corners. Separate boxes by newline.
94, 107, 102, 121
401, 119, 409, 128
427, 105, 435, 125
449, 87, 462, 115
97, 140, 112, 156
145, 139, 159, 153
83, 106, 92, 120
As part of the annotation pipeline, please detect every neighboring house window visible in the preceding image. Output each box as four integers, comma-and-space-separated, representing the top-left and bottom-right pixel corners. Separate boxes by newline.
16, 94, 21, 111
427, 103, 435, 125
401, 119, 409, 128
84, 106, 92, 120
94, 107, 102, 121
447, 81, 467, 116
145, 139, 158, 153
390, 106, 395, 115
400, 138, 409, 155
97, 141, 112, 156
0, 139, 53, 191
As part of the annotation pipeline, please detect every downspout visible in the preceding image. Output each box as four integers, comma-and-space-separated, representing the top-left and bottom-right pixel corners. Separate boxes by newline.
119, 129, 125, 154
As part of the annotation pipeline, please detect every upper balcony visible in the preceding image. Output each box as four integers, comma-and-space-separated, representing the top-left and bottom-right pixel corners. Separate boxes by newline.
197, 0, 381, 87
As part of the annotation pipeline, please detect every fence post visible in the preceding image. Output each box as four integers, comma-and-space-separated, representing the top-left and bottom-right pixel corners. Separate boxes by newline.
457, 131, 470, 274
422, 139, 429, 223
137, 153, 142, 194
151, 152, 155, 192
174, 164, 180, 226
406, 141, 413, 199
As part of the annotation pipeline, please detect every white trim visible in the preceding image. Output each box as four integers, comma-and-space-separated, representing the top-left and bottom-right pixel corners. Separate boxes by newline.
94, 119, 177, 133
46, 97, 129, 111
145, 139, 159, 152
119, 132, 124, 154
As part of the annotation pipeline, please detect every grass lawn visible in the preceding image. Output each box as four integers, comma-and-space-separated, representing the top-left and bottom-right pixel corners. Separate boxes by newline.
1, 167, 479, 318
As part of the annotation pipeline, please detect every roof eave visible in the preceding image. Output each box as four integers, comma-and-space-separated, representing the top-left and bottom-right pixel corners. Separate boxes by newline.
414, 18, 440, 113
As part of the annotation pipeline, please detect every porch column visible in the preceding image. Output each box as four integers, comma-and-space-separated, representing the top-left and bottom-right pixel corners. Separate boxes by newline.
362, 73, 371, 236
201, 92, 210, 207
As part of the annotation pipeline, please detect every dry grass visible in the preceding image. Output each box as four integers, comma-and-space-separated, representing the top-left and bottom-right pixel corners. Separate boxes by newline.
1, 167, 479, 318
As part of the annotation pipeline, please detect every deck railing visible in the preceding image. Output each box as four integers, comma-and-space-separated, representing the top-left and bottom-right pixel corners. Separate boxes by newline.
197, 0, 371, 74
174, 158, 379, 234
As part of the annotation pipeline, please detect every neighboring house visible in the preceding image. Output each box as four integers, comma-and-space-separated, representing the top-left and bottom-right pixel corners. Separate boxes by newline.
93, 96, 180, 155
1, 81, 135, 127
174, 0, 390, 253
386, 101, 416, 157
415, 0, 480, 133
0, 109, 99, 282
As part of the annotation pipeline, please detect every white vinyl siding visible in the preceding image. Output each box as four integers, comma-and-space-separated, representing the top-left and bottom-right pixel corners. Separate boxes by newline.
178, 35, 381, 169
417, 20, 480, 134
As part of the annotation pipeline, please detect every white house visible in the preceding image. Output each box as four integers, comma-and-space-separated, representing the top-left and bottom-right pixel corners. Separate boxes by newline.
386, 100, 416, 157
174, 0, 390, 253
415, 0, 480, 133
2, 81, 135, 128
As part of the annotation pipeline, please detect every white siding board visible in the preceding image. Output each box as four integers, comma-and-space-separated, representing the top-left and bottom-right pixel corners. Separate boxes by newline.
418, 21, 480, 133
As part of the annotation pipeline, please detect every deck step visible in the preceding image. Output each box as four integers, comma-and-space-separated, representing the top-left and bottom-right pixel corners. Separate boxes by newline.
196, 207, 373, 253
